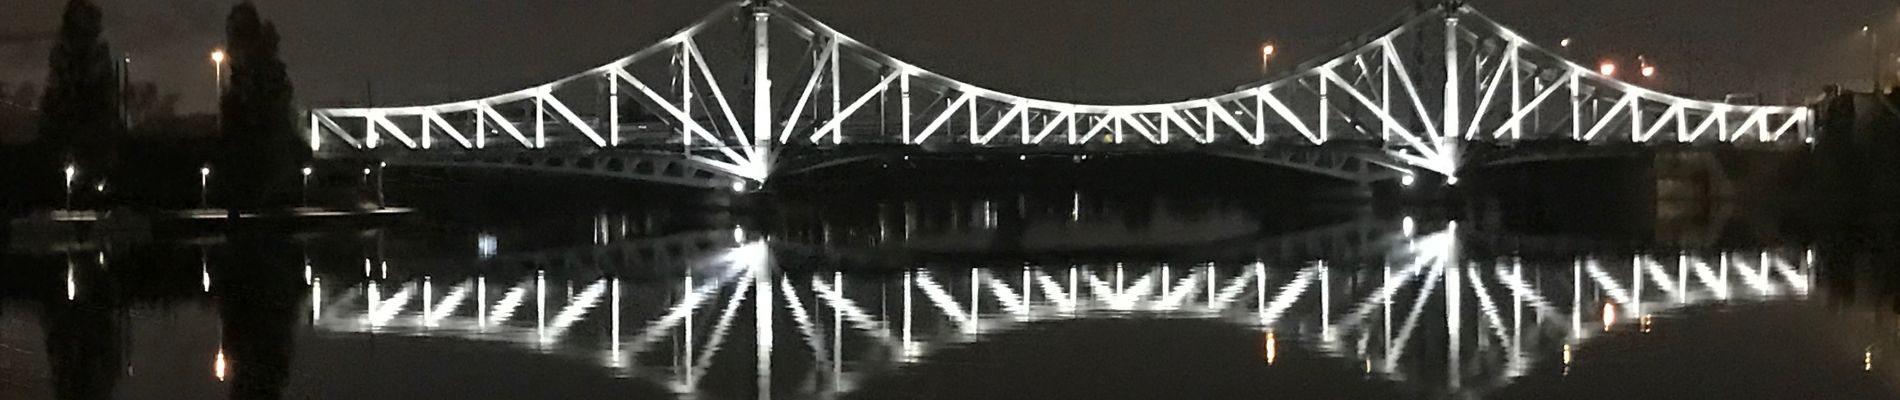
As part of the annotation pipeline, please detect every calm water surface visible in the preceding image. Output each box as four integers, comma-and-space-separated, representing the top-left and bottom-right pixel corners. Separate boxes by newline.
4, 188, 1899, 399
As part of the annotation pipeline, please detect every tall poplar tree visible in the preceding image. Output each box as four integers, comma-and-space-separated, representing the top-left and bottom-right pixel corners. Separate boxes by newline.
214, 1, 308, 210
32, 0, 122, 209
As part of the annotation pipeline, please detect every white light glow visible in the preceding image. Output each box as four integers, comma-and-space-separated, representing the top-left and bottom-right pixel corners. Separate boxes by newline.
214, 348, 227, 382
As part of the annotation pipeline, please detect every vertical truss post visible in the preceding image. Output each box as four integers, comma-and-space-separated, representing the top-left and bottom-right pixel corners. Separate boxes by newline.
609, 73, 621, 147
1441, 12, 1462, 177
1066, 109, 1077, 145
682, 45, 695, 155
1020, 106, 1031, 145
1443, 14, 1461, 141
366, 117, 379, 149
829, 39, 842, 145
751, 4, 773, 179
476, 105, 487, 148
901, 73, 912, 144
1718, 112, 1730, 142
967, 97, 978, 144
1163, 111, 1173, 144
1509, 43, 1521, 140
308, 113, 321, 152
423, 113, 433, 149
1631, 99, 1643, 143
1382, 58, 1393, 142
534, 95, 546, 148
1255, 96, 1267, 144
1320, 78, 1331, 143
1569, 72, 1581, 141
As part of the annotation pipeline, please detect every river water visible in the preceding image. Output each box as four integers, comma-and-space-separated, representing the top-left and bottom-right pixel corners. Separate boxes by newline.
3, 181, 1898, 399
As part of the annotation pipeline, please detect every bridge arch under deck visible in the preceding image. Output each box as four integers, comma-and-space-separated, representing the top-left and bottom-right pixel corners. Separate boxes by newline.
308, 1, 1814, 190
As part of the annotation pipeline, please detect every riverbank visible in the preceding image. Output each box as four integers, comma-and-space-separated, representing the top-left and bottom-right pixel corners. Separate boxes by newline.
5, 206, 414, 254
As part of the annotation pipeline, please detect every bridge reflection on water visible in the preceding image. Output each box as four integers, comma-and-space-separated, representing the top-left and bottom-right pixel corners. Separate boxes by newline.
300, 226, 1822, 398
7, 204, 1860, 399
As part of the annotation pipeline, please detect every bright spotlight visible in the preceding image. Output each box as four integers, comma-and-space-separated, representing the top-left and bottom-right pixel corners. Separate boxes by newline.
1597, 62, 1617, 77
1400, 174, 1416, 187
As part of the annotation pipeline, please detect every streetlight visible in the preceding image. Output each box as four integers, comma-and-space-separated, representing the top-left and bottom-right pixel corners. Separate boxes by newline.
375, 162, 386, 209
1560, 38, 1572, 48
301, 166, 313, 208
1865, 26, 1884, 91
210, 49, 225, 124
199, 166, 211, 209
1260, 42, 1278, 76
1598, 61, 1618, 77
63, 164, 76, 210
1638, 55, 1656, 78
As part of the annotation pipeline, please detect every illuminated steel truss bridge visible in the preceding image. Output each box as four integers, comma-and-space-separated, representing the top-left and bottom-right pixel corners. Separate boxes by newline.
307, 1, 1815, 190
288, 223, 1815, 398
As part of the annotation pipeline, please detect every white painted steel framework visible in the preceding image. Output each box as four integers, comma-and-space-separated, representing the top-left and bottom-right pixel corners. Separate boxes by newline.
308, 1, 1814, 187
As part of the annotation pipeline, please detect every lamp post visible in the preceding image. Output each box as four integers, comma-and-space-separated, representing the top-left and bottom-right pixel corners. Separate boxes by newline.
63, 164, 75, 211
210, 49, 225, 124
199, 166, 211, 209
1259, 43, 1278, 76
1866, 26, 1882, 91
376, 162, 386, 209
301, 166, 313, 208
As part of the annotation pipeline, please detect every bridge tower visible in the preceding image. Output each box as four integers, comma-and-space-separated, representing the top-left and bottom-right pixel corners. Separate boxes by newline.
747, 0, 775, 192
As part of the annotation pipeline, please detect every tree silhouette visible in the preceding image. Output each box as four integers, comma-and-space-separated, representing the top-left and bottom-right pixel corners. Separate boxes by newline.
214, 1, 309, 211
24, 0, 122, 210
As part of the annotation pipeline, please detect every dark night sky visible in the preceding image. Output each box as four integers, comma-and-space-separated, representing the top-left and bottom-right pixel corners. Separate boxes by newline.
0, 0, 1893, 113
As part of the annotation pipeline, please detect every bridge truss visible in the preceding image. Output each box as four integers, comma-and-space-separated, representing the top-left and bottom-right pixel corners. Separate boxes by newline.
309, 1, 1814, 188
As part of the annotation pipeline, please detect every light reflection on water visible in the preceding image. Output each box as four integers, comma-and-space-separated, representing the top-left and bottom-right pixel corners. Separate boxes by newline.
4, 198, 1900, 399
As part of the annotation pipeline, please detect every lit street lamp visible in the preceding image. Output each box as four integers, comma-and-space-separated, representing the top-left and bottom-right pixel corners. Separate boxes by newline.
1638, 55, 1657, 78
211, 49, 225, 124
1260, 42, 1277, 76
63, 164, 76, 210
301, 166, 313, 207
1598, 61, 1617, 77
199, 166, 211, 209
1866, 26, 1883, 91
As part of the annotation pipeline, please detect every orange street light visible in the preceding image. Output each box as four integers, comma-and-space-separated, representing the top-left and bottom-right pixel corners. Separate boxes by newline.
1260, 43, 1278, 76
